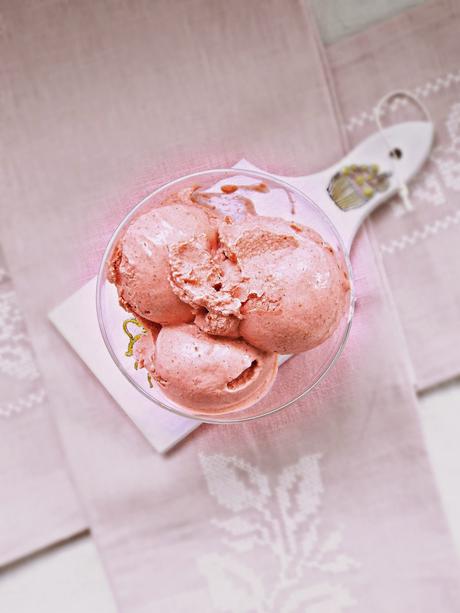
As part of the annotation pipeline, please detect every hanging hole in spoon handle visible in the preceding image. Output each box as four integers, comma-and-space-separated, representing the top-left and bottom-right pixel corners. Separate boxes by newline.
375, 91, 433, 215
389, 147, 403, 159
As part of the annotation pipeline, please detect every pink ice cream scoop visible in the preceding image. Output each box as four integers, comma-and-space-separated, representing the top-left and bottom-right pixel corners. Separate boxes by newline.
109, 187, 350, 414
108, 204, 216, 325
168, 213, 350, 353
219, 216, 350, 354
135, 323, 278, 413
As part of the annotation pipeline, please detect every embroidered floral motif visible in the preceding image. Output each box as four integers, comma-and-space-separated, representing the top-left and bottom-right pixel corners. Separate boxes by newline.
0, 291, 40, 381
380, 209, 460, 255
0, 249, 46, 418
431, 102, 460, 192
198, 453, 357, 612
411, 172, 446, 207
389, 162, 446, 219
445, 101, 460, 145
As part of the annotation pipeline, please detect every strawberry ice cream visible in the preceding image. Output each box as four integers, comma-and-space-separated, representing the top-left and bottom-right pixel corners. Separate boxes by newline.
134, 323, 278, 413
168, 215, 350, 353
108, 204, 216, 325
109, 183, 350, 413
219, 216, 350, 354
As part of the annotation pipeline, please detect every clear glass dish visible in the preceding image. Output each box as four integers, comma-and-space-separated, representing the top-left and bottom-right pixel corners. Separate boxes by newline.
96, 168, 354, 424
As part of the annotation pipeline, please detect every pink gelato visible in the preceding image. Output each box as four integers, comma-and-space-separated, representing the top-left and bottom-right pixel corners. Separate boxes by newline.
194, 309, 240, 338
168, 237, 244, 319
109, 184, 350, 414
135, 323, 278, 413
219, 216, 350, 354
108, 204, 216, 325
168, 214, 350, 354
133, 331, 157, 373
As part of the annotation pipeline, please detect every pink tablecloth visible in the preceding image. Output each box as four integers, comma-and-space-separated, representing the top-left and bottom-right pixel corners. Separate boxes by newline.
82, 210, 460, 613
0, 248, 85, 565
0, 0, 459, 610
0, 0, 342, 570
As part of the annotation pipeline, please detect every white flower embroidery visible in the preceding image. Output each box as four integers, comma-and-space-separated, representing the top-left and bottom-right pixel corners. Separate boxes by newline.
198, 453, 357, 612
445, 101, 460, 149
436, 156, 460, 191
431, 102, 460, 192
412, 172, 446, 207
0, 291, 39, 381
0, 252, 45, 417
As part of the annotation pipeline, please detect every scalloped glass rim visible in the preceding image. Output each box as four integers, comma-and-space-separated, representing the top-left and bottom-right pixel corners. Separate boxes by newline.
96, 168, 355, 424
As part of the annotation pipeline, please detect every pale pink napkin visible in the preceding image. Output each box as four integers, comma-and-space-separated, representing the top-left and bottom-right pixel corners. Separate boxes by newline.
1, 0, 459, 610
328, 0, 460, 390
0, 248, 85, 566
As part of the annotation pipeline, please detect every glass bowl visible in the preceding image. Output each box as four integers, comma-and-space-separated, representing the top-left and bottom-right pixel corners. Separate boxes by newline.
96, 168, 354, 424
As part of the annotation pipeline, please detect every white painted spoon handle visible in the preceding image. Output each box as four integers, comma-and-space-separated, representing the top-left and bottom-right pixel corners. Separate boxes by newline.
239, 121, 433, 252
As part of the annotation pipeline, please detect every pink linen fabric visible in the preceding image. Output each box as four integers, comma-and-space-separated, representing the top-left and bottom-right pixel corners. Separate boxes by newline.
0, 0, 344, 566
83, 231, 460, 613
0, 0, 459, 610
0, 248, 85, 565
328, 0, 460, 390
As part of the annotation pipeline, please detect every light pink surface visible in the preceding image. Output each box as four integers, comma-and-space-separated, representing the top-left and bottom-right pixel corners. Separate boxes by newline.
1, 0, 346, 568
1, 1, 459, 611
0, 249, 85, 566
